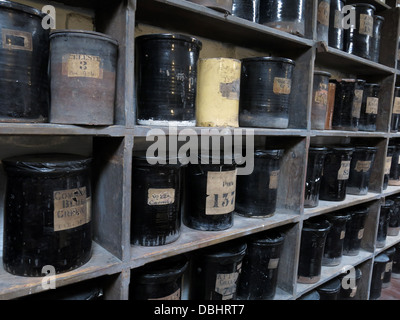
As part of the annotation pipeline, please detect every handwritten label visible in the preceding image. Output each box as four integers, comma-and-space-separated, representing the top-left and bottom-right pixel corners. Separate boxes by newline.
393, 97, 400, 114
338, 161, 351, 180
206, 170, 237, 215
147, 188, 175, 206
269, 170, 280, 190
63, 54, 103, 79
2, 28, 33, 51
273, 77, 291, 95
359, 14, 374, 37
334, 10, 343, 29
352, 90, 364, 118
268, 258, 280, 270
317, 1, 330, 26
385, 157, 392, 175
53, 187, 91, 232
354, 160, 371, 173
366, 97, 379, 114
215, 273, 239, 298
315, 89, 328, 107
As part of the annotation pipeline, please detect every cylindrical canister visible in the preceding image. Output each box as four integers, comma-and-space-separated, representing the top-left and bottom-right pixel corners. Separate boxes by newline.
328, 0, 345, 50
239, 57, 295, 129
359, 83, 380, 132
344, 4, 376, 60
343, 206, 369, 256
185, 0, 233, 13
259, 0, 307, 37
370, 253, 390, 300
332, 79, 365, 131
135, 33, 202, 126
129, 255, 188, 300
2, 154, 92, 277
370, 15, 385, 63
319, 146, 354, 202
183, 154, 237, 231
346, 146, 377, 195
391, 87, 400, 132
304, 146, 327, 208
237, 231, 285, 300
382, 247, 395, 289
325, 79, 337, 129
236, 149, 284, 218
392, 243, 400, 279
338, 267, 363, 300
316, 278, 341, 300
383, 146, 395, 190
190, 241, 247, 300
317, 0, 331, 43
196, 58, 241, 128
232, 0, 260, 23
311, 71, 331, 130
389, 143, 400, 186
376, 200, 393, 248
131, 155, 184, 246
298, 218, 331, 284
49, 30, 118, 125
0, 0, 49, 123
322, 212, 350, 266
388, 195, 400, 236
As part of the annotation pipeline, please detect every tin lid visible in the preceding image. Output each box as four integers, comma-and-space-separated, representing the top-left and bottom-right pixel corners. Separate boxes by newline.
249, 230, 285, 246
324, 211, 351, 222
254, 149, 285, 159
314, 71, 331, 78
385, 246, 396, 256
349, 206, 370, 215
200, 241, 247, 262
241, 56, 296, 66
50, 29, 119, 46
327, 146, 355, 153
382, 199, 395, 208
303, 218, 331, 232
317, 278, 341, 294
354, 146, 378, 153
135, 33, 202, 49
309, 146, 328, 153
375, 253, 390, 264
352, 3, 376, 11
0, 0, 45, 18
375, 15, 385, 21
2, 154, 92, 174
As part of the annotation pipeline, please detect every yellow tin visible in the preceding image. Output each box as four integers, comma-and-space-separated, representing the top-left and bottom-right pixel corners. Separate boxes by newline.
196, 58, 241, 128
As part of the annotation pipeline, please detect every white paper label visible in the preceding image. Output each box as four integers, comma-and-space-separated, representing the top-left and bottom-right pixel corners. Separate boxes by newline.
206, 170, 237, 215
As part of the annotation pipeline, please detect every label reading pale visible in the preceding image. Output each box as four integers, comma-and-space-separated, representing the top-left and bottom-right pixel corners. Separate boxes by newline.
273, 77, 291, 95
53, 187, 91, 232
206, 170, 237, 215
148, 188, 175, 206
63, 54, 103, 79
338, 161, 351, 180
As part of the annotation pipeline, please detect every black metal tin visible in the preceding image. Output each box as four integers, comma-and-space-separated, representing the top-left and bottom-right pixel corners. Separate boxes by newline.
389, 143, 400, 186
129, 255, 188, 300
392, 243, 400, 279
190, 241, 247, 300
370, 15, 384, 63
316, 278, 341, 300
135, 33, 202, 126
183, 154, 237, 231
377, 200, 393, 248
346, 146, 377, 195
359, 83, 380, 132
236, 149, 284, 218
328, 0, 346, 50
312, 71, 331, 130
237, 231, 285, 300
384, 146, 395, 190
344, 4, 376, 60
239, 57, 295, 129
0, 0, 49, 123
370, 253, 389, 300
304, 146, 327, 208
49, 30, 118, 125
232, 0, 260, 23
317, 0, 331, 43
338, 267, 362, 300
131, 154, 183, 246
259, 0, 307, 37
391, 87, 400, 133
332, 79, 366, 131
297, 218, 331, 284
2, 154, 92, 277
319, 146, 354, 202
343, 206, 369, 256
388, 195, 400, 236
382, 247, 395, 288
322, 212, 350, 266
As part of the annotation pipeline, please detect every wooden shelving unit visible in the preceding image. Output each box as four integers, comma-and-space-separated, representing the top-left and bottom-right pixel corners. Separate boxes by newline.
1, 0, 400, 300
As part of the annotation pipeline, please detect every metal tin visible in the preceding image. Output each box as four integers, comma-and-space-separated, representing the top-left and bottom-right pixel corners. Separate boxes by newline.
236, 149, 284, 217
382, 247, 395, 288
136, 33, 202, 126
370, 15, 385, 63
2, 154, 92, 277
328, 0, 345, 50
389, 143, 400, 186
311, 71, 331, 130
304, 146, 327, 208
343, 206, 369, 256
388, 195, 400, 236
317, 0, 331, 43
232, 0, 260, 23
370, 254, 390, 300
239, 57, 295, 129
359, 83, 380, 132
49, 30, 118, 125
391, 87, 400, 133
0, 0, 49, 123
384, 146, 395, 190
316, 278, 341, 300
377, 200, 393, 248
196, 58, 241, 127
332, 79, 365, 131
186, 0, 233, 13
259, 0, 307, 37
344, 3, 376, 60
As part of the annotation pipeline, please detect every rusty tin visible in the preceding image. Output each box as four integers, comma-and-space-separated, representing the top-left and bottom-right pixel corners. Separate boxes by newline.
49, 30, 118, 126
